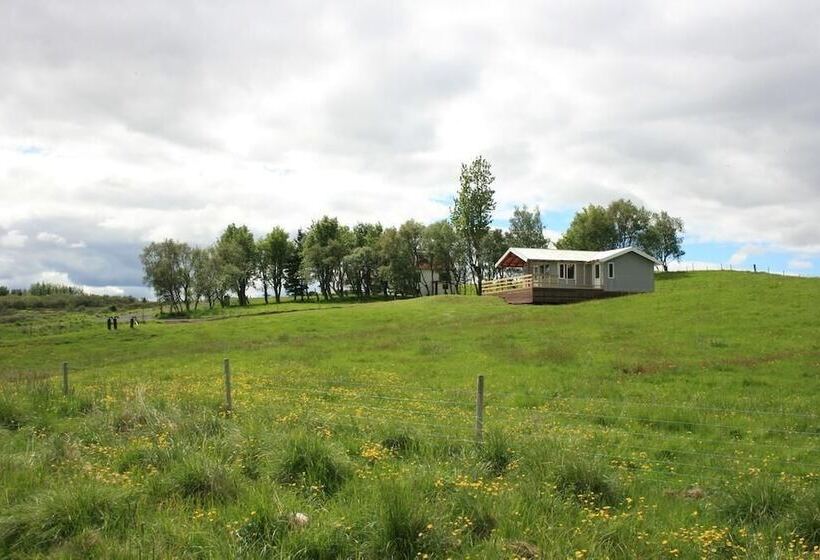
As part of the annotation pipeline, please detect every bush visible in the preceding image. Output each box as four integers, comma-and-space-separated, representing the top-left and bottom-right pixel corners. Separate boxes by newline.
554, 459, 621, 506
0, 483, 131, 553
277, 434, 350, 496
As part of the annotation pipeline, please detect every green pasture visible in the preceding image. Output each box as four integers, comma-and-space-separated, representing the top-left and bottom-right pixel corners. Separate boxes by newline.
0, 272, 818, 558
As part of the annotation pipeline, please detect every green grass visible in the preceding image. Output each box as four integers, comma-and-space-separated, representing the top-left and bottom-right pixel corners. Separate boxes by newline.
0, 271, 818, 558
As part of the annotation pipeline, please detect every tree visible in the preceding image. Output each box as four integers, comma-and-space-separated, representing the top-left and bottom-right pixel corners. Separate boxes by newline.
423, 220, 459, 295
481, 228, 508, 280
0, 286, 8, 296
608, 199, 651, 249
398, 220, 427, 294
284, 229, 307, 301
216, 224, 256, 306
378, 227, 418, 297
507, 205, 549, 248
352, 222, 383, 296
642, 211, 685, 271
191, 246, 225, 309
450, 156, 496, 295
556, 205, 617, 251
140, 239, 195, 312
258, 227, 291, 303
302, 216, 351, 300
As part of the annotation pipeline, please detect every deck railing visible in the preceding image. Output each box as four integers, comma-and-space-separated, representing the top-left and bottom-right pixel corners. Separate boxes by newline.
482, 274, 533, 295
483, 274, 602, 295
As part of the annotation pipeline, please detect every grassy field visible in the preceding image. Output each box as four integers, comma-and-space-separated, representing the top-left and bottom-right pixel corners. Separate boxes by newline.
0, 271, 818, 559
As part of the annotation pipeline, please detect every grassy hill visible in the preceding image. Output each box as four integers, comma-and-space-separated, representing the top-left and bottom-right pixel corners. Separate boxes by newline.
0, 272, 818, 558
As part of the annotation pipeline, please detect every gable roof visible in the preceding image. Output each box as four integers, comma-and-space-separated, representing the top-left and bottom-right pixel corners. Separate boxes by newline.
495, 247, 661, 268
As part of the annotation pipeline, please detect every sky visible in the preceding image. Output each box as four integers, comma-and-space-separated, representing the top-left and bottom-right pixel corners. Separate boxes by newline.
1, 0, 819, 297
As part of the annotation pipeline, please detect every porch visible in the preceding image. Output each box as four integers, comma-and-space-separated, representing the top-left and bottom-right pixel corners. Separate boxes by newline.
483, 274, 624, 304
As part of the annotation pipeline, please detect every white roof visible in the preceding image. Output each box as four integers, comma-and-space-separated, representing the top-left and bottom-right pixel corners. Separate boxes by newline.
495, 247, 660, 268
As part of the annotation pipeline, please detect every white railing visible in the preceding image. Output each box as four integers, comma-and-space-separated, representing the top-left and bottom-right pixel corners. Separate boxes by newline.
483, 274, 602, 295
482, 274, 533, 295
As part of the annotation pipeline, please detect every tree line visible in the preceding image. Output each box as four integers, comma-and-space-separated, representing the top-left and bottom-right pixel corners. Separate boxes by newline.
140, 157, 684, 310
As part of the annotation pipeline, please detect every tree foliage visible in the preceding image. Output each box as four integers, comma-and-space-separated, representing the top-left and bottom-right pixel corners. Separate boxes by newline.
642, 211, 685, 271
140, 240, 195, 312
450, 156, 496, 295
507, 205, 549, 248
216, 224, 256, 306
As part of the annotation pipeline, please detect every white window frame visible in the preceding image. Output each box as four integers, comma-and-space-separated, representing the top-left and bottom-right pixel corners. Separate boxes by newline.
567, 263, 576, 282
608, 262, 615, 279
594, 263, 600, 280
559, 263, 566, 279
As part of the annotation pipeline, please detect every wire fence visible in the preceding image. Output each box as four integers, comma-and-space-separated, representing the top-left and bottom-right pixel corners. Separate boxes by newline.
5, 359, 818, 489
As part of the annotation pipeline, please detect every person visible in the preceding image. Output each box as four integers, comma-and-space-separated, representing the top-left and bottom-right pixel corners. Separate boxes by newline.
107, 316, 112, 330
130, 316, 136, 328
112, 316, 118, 330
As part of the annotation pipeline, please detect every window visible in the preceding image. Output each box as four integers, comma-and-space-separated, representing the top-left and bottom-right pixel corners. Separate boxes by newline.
594, 264, 600, 279
567, 264, 575, 280
559, 263, 565, 279
608, 262, 615, 279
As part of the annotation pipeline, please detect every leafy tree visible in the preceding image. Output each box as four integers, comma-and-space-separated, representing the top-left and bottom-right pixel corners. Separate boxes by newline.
258, 227, 291, 303
191, 246, 225, 309
608, 199, 652, 249
450, 156, 496, 295
302, 217, 351, 300
140, 239, 195, 312
0, 286, 8, 296
398, 220, 427, 294
482, 228, 508, 280
556, 205, 617, 251
642, 211, 685, 271
507, 205, 549, 248
378, 227, 418, 297
352, 222, 383, 296
284, 229, 307, 301
423, 220, 458, 295
215, 224, 256, 306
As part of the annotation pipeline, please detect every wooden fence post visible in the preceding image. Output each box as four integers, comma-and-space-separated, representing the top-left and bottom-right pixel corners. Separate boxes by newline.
223, 358, 233, 413
475, 375, 485, 444
62, 362, 69, 396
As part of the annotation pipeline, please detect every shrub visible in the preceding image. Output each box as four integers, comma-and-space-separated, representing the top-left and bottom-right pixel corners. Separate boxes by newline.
380, 431, 418, 455
555, 459, 621, 506
0, 483, 131, 553
720, 478, 794, 525
277, 434, 350, 496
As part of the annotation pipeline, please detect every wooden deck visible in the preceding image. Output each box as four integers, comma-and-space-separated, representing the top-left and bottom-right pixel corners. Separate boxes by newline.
496, 286, 626, 305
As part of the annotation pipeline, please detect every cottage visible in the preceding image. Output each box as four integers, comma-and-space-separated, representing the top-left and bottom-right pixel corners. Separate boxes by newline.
485, 247, 659, 304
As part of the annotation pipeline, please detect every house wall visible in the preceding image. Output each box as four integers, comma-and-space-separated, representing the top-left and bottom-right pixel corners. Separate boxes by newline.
602, 252, 655, 292
418, 269, 441, 295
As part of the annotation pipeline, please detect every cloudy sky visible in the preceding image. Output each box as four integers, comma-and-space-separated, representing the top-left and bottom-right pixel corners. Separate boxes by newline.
1, 1, 819, 296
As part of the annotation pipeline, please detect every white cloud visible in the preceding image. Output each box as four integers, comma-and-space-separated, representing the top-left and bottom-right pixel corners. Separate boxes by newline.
728, 245, 767, 266
788, 259, 812, 270
36, 231, 67, 245
0, 229, 27, 248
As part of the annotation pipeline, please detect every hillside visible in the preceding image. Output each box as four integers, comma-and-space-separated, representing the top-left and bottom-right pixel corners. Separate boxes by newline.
0, 272, 818, 559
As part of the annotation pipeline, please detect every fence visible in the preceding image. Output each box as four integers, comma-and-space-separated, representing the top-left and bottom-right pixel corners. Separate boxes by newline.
40, 358, 818, 488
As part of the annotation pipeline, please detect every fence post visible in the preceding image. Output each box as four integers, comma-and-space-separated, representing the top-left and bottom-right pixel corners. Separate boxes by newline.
475, 375, 485, 444
62, 362, 69, 396
223, 358, 233, 413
